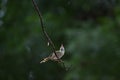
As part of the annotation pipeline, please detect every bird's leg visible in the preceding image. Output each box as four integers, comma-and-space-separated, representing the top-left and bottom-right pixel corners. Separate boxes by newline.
53, 59, 64, 63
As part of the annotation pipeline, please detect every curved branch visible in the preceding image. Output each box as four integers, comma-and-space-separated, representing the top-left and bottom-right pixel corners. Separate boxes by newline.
31, 0, 60, 60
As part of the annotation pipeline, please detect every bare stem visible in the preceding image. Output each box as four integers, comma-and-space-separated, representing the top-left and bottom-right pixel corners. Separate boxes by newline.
31, 0, 68, 70
31, 0, 60, 60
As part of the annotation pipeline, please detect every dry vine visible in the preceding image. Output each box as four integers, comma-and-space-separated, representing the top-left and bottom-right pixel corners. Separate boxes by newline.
32, 0, 67, 70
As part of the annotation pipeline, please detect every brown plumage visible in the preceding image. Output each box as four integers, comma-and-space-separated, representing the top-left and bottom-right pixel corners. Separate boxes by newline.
40, 44, 65, 63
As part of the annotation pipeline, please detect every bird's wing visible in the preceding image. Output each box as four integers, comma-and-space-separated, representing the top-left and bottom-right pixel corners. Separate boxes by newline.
49, 51, 60, 60
49, 50, 59, 56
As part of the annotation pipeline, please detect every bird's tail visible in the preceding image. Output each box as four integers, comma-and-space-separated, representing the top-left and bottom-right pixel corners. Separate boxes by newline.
40, 57, 50, 63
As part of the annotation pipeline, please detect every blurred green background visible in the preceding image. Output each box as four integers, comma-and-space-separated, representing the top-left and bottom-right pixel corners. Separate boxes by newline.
0, 0, 120, 80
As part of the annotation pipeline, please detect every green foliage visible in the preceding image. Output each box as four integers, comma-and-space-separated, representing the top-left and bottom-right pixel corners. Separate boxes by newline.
0, 0, 120, 80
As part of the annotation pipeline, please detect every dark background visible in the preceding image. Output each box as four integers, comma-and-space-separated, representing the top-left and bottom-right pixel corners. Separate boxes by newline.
0, 0, 120, 80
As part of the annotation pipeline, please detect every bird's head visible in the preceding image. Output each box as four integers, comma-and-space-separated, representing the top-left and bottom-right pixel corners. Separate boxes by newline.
60, 44, 65, 53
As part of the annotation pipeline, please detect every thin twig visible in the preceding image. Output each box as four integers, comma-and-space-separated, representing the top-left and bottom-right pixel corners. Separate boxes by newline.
31, 0, 68, 70
31, 0, 60, 60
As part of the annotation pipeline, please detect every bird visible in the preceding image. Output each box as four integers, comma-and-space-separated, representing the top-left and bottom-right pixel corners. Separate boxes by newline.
40, 44, 65, 63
